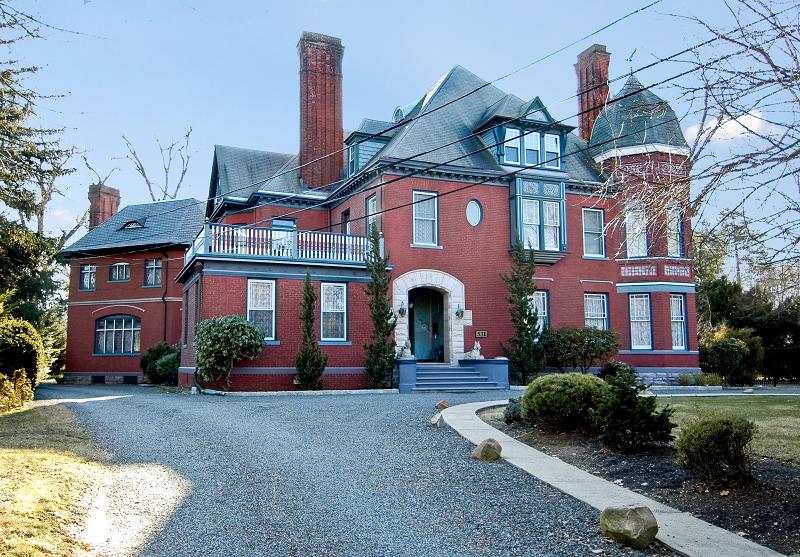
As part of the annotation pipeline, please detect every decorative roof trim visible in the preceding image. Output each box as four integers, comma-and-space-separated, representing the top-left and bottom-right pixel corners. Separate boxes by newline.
592, 144, 690, 163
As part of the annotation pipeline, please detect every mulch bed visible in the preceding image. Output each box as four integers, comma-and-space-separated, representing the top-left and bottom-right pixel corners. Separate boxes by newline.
482, 411, 800, 556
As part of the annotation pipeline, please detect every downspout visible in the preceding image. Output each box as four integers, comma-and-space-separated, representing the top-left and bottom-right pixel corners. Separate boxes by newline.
161, 250, 169, 343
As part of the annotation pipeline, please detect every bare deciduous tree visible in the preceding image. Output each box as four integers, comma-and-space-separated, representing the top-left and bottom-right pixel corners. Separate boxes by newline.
122, 127, 193, 201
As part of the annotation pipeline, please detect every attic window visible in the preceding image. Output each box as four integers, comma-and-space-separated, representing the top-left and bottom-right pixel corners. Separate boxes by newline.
121, 220, 144, 230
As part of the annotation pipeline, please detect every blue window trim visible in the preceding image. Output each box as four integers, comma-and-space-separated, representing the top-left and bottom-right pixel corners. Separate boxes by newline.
627, 293, 653, 350
581, 207, 606, 258
247, 278, 277, 342
624, 206, 649, 258
501, 127, 563, 169
670, 293, 689, 351
515, 182, 566, 252
583, 292, 609, 330
411, 190, 439, 247
543, 133, 561, 169
320, 281, 348, 342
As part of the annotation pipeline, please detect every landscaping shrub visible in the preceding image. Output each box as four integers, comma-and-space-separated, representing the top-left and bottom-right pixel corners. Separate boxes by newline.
140, 342, 179, 384
195, 315, 263, 390
599, 359, 636, 380
153, 352, 180, 386
593, 368, 674, 452
676, 416, 757, 486
0, 369, 34, 413
700, 336, 753, 386
520, 373, 609, 432
503, 398, 522, 424
677, 372, 725, 386
0, 317, 47, 387
545, 327, 620, 373
677, 373, 698, 386
363, 224, 397, 389
295, 273, 327, 390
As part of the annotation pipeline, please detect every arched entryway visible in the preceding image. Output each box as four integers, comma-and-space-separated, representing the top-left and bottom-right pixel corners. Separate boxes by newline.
408, 287, 445, 362
393, 269, 471, 364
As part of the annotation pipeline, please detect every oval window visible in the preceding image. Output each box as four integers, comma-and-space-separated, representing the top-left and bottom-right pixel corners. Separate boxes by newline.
466, 200, 482, 226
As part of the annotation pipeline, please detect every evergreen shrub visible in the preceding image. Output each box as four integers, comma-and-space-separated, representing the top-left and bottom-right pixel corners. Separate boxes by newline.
520, 373, 608, 432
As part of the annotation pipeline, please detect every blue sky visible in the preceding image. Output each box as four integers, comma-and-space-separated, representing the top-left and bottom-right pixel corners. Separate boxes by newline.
12, 0, 727, 236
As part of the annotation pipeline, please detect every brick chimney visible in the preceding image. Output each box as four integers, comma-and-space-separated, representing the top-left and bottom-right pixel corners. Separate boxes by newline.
575, 44, 610, 142
88, 183, 120, 229
298, 31, 344, 190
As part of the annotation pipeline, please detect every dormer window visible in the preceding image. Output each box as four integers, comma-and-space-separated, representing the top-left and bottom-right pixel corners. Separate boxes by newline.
503, 128, 521, 164
544, 134, 561, 168
524, 132, 540, 166
120, 219, 145, 229
347, 145, 357, 176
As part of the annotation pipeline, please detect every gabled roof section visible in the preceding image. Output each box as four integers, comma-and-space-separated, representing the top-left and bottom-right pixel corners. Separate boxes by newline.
61, 198, 205, 257
519, 97, 555, 123
345, 119, 397, 143
563, 133, 606, 184
209, 145, 298, 205
589, 75, 688, 159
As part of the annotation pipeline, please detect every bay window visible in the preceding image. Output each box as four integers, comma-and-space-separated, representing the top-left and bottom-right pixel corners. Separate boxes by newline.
629, 294, 652, 349
670, 294, 687, 350
503, 128, 521, 164
666, 206, 682, 256
625, 206, 648, 257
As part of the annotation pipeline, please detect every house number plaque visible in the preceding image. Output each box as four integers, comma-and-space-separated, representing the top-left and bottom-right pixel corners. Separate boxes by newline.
475, 330, 488, 338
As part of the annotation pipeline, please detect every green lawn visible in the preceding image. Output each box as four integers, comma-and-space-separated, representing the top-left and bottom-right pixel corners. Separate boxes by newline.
661, 396, 800, 464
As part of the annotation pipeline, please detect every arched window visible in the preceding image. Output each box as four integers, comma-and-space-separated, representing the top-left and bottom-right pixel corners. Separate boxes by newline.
95, 315, 141, 355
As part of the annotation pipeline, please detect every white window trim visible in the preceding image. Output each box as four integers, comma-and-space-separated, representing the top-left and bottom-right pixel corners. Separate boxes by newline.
520, 198, 540, 250
321, 282, 347, 342
347, 145, 357, 176
366, 195, 377, 233
503, 128, 521, 164
584, 293, 608, 330
95, 315, 141, 355
109, 262, 130, 282
666, 205, 682, 257
530, 290, 549, 329
629, 294, 652, 350
144, 258, 162, 286
625, 206, 648, 258
80, 263, 96, 290
544, 133, 561, 169
247, 279, 276, 341
670, 294, 687, 350
542, 200, 561, 252
524, 131, 540, 166
582, 208, 606, 257
412, 191, 438, 246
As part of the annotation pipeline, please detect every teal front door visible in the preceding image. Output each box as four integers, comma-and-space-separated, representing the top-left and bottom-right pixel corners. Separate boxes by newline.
409, 287, 444, 362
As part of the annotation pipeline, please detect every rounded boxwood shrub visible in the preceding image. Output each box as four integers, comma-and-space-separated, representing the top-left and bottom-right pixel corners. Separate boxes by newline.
676, 416, 756, 487
140, 341, 179, 384
700, 337, 753, 386
194, 315, 263, 389
503, 397, 522, 425
521, 373, 609, 432
153, 352, 180, 386
599, 359, 636, 380
545, 327, 620, 373
0, 317, 46, 387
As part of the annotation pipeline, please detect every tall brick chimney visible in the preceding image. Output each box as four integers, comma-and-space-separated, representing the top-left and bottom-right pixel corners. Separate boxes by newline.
575, 44, 610, 142
88, 183, 120, 229
298, 31, 344, 190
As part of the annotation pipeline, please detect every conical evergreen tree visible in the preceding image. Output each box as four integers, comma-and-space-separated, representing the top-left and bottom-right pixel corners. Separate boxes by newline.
295, 272, 327, 390
500, 243, 545, 384
363, 224, 397, 388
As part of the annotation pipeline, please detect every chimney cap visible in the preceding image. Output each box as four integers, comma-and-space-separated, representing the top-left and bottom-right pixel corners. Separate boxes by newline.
298, 31, 343, 50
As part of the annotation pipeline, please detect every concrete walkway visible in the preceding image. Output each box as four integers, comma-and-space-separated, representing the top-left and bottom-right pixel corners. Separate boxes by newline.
441, 400, 783, 557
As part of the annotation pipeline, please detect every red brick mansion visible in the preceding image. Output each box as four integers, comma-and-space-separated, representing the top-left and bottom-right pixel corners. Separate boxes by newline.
62, 34, 698, 391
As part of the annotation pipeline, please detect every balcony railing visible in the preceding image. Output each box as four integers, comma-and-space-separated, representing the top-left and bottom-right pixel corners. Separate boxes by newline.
184, 223, 379, 266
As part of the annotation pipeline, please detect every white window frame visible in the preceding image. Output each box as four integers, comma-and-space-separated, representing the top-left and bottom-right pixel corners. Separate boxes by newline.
144, 258, 162, 287
524, 131, 540, 166
366, 194, 377, 233
584, 293, 608, 330
670, 294, 687, 350
544, 133, 560, 169
321, 282, 347, 341
247, 279, 276, 341
629, 294, 652, 350
109, 262, 130, 282
520, 198, 540, 250
531, 290, 549, 330
666, 205, 682, 257
412, 191, 438, 246
625, 206, 648, 257
79, 263, 96, 291
582, 208, 605, 257
503, 128, 521, 164
542, 201, 561, 251
347, 145, 357, 176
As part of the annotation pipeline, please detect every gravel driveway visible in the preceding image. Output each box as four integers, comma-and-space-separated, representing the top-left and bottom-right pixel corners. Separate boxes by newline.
37, 384, 671, 557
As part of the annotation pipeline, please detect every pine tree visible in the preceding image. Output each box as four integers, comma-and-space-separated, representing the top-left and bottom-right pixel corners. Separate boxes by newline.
363, 224, 397, 388
295, 272, 327, 390
500, 243, 545, 385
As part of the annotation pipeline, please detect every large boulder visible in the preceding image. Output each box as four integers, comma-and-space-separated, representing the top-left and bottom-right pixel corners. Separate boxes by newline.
600, 506, 659, 549
472, 438, 502, 461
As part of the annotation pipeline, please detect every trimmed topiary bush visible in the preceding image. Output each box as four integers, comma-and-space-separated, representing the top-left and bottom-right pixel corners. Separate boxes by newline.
503, 397, 522, 424
195, 315, 264, 390
593, 368, 674, 452
0, 317, 47, 387
599, 359, 636, 380
545, 327, 620, 373
521, 373, 609, 432
700, 336, 753, 386
676, 416, 756, 487
140, 341, 179, 384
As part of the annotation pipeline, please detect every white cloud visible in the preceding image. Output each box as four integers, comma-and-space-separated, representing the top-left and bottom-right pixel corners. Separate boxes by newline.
50, 207, 75, 221
685, 110, 783, 144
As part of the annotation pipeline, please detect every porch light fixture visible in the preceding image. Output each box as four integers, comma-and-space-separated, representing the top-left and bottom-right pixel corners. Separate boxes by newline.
397, 302, 407, 318
455, 304, 465, 319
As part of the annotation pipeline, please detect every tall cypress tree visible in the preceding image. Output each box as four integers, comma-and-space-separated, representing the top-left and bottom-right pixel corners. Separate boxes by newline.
500, 243, 545, 385
363, 224, 397, 388
295, 272, 327, 390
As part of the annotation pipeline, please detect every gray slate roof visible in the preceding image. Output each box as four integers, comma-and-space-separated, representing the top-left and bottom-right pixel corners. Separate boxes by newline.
352, 118, 397, 138
62, 198, 205, 256
589, 75, 688, 157
212, 145, 298, 199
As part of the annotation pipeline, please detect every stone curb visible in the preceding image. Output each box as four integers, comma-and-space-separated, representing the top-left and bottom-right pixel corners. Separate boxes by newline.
440, 399, 783, 557
211, 388, 400, 397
